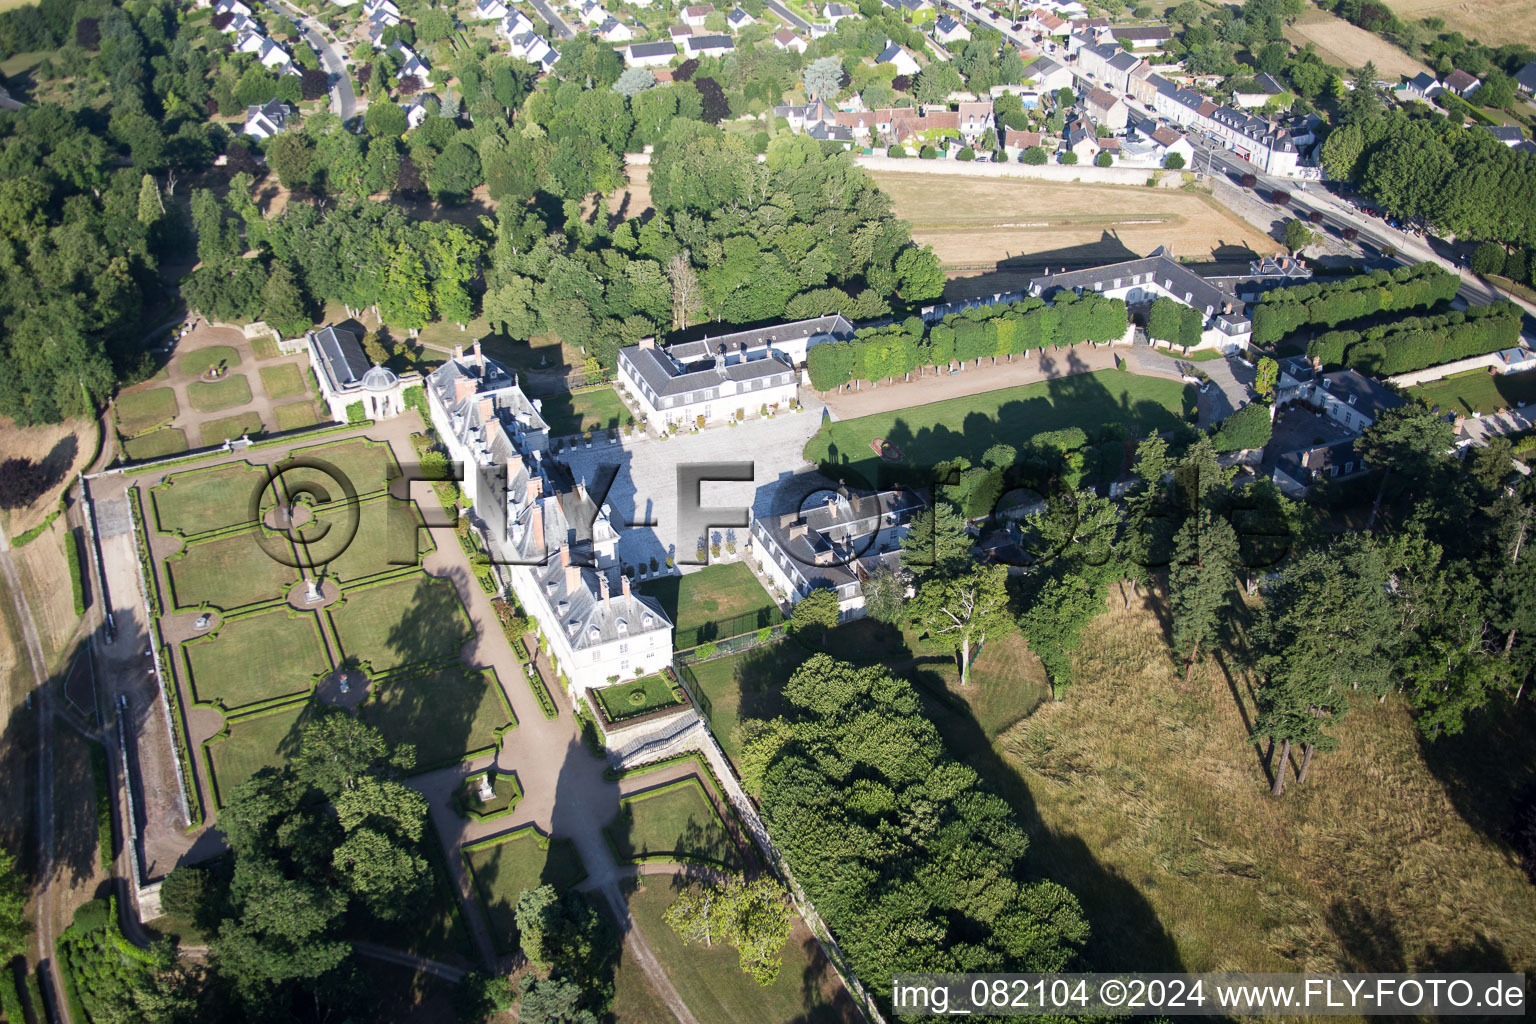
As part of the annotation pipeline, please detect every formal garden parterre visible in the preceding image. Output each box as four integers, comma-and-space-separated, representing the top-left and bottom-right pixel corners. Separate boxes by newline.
462, 825, 588, 955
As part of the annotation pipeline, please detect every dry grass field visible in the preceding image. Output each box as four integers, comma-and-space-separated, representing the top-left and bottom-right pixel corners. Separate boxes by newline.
1382, 0, 1536, 48
995, 585, 1536, 975
1286, 7, 1433, 77
0, 416, 97, 537
868, 172, 1280, 292
13, 521, 82, 664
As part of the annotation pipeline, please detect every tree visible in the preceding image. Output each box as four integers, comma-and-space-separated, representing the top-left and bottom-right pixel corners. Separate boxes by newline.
1060, 151, 1078, 164
1357, 400, 1455, 527
1019, 572, 1107, 697
1471, 241, 1507, 277
666, 250, 701, 330
665, 874, 792, 985
915, 62, 963, 103
417, 7, 454, 43
1211, 402, 1273, 451
514, 886, 617, 1010
1168, 509, 1239, 682
612, 67, 656, 98
136, 172, 163, 227
0, 457, 47, 509
1254, 356, 1278, 399
159, 865, 212, 920
268, 132, 317, 191
1095, 150, 1113, 166
0, 847, 29, 960
365, 99, 409, 138
453, 972, 516, 1023
802, 56, 843, 99
1164, 151, 1186, 169
861, 566, 906, 625
789, 587, 840, 639
900, 502, 973, 577
518, 976, 598, 1024
911, 565, 1010, 686
1022, 145, 1048, 164
1283, 217, 1314, 253
261, 262, 312, 338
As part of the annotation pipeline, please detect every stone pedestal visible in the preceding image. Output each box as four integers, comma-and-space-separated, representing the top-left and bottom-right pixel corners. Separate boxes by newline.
477, 772, 495, 802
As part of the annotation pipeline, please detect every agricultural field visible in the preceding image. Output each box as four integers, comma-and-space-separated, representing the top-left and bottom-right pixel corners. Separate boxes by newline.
868, 172, 1280, 293
1285, 6, 1433, 78
1382, 0, 1536, 49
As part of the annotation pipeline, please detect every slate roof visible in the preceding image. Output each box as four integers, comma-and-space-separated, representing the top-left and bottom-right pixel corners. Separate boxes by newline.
935, 14, 966, 33
1021, 55, 1065, 79
628, 40, 677, 57
1517, 61, 1536, 92
1316, 368, 1404, 420
1112, 24, 1170, 41
1445, 69, 1480, 92
1485, 125, 1524, 143
1086, 86, 1118, 110
685, 32, 734, 51
1405, 71, 1439, 92
754, 483, 927, 594
1251, 72, 1285, 94
1107, 49, 1141, 72
1027, 246, 1245, 322
620, 315, 852, 398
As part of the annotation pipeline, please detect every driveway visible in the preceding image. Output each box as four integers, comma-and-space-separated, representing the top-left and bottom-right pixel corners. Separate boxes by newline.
268, 0, 357, 120
762, 0, 811, 32
556, 393, 827, 573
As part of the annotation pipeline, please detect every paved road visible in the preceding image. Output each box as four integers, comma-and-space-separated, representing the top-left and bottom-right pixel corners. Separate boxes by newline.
268, 0, 357, 120
529, 0, 574, 40
762, 0, 811, 33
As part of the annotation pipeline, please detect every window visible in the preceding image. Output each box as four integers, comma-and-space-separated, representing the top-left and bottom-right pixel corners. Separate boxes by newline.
619, 643, 628, 654
1345, 461, 1354, 474
1329, 465, 1338, 477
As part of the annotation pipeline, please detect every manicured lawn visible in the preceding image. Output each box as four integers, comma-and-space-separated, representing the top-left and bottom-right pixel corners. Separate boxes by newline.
605, 777, 740, 869
274, 400, 321, 431
625, 873, 859, 1024
182, 609, 329, 711
151, 461, 269, 535
804, 369, 1193, 484
298, 497, 430, 581
464, 827, 588, 954
122, 428, 188, 461
178, 345, 241, 378
259, 363, 307, 400
199, 411, 264, 447
187, 374, 253, 413
164, 529, 299, 611
205, 701, 310, 808
640, 562, 781, 649
251, 335, 280, 360
115, 387, 178, 437
360, 665, 514, 770
539, 386, 627, 437
591, 673, 683, 723
1411, 369, 1536, 417
328, 574, 470, 674
283, 438, 400, 499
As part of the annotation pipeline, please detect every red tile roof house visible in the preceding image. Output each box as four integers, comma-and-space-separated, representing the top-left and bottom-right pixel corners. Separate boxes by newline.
891, 110, 961, 149
1443, 68, 1481, 96
1003, 127, 1044, 155
680, 2, 713, 25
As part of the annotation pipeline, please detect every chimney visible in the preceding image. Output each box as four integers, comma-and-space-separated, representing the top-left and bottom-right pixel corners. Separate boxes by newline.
454, 376, 476, 403
638, 336, 655, 350
576, 480, 587, 504
453, 344, 464, 361
529, 503, 545, 557
478, 397, 495, 424
526, 475, 543, 503
620, 573, 630, 598
473, 338, 483, 366
564, 555, 580, 593
599, 573, 611, 602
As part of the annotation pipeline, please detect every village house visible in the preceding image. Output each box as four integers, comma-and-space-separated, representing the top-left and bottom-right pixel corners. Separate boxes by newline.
752, 484, 927, 617
876, 41, 923, 77
1075, 38, 1142, 93
242, 98, 290, 139
773, 27, 808, 51
598, 17, 635, 42
1444, 69, 1482, 96
892, 108, 959, 148
933, 14, 970, 44
577, 0, 608, 25
825, 2, 859, 24
1003, 126, 1045, 157
1085, 86, 1127, 130
1020, 54, 1073, 92
683, 33, 734, 56
680, 3, 713, 26
955, 100, 995, 141
1112, 24, 1171, 49
1398, 71, 1442, 102
617, 316, 853, 430
623, 40, 677, 66
1026, 245, 1254, 350
474, 0, 507, 19
1517, 61, 1536, 95
725, 7, 754, 30
1268, 365, 1405, 493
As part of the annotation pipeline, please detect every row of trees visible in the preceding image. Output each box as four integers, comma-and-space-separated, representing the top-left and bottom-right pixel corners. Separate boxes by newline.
1251, 263, 1460, 345
807, 293, 1130, 391
1322, 110, 1536, 249
1306, 302, 1521, 375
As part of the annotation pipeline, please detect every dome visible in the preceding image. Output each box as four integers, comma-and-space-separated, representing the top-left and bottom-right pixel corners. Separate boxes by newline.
361, 363, 398, 391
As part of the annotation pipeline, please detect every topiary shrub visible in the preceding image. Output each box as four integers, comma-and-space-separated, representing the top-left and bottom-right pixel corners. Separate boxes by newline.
919, 144, 937, 159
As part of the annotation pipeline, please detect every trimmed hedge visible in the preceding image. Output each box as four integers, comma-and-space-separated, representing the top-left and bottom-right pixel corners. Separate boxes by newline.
11, 502, 62, 547
807, 291, 1128, 391
66, 528, 86, 616
0, 960, 25, 1024
89, 742, 115, 871
1306, 302, 1521, 376
1252, 262, 1459, 345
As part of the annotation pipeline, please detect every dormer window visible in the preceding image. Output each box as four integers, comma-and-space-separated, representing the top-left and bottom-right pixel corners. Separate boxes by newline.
1347, 394, 1357, 406
546, 580, 558, 594
616, 618, 628, 634
642, 613, 654, 628
589, 625, 602, 641
567, 621, 578, 636
557, 600, 569, 614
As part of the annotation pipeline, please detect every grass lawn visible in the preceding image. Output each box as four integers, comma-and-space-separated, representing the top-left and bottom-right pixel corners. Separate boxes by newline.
205, 701, 311, 808
122, 428, 188, 461
990, 585, 1536, 975
283, 438, 400, 499
165, 529, 299, 611
178, 345, 241, 378
640, 562, 781, 649
259, 363, 307, 400
115, 387, 179, 437
605, 777, 740, 869
251, 335, 280, 360
591, 673, 683, 723
539, 386, 627, 437
200, 411, 265, 447
151, 461, 269, 536
360, 665, 513, 770
328, 574, 469, 674
804, 369, 1193, 484
477, 331, 576, 378
187, 374, 253, 413
1410, 369, 1536, 417
624, 873, 858, 1024
182, 609, 330, 711
464, 827, 588, 954
688, 619, 1047, 767
274, 400, 322, 431
299, 497, 430, 581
